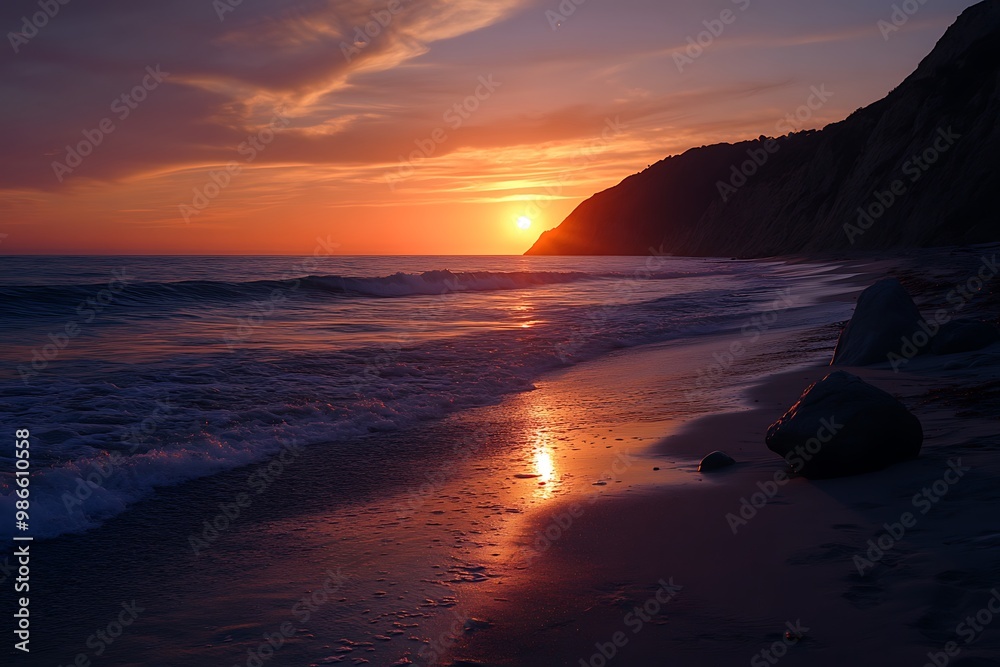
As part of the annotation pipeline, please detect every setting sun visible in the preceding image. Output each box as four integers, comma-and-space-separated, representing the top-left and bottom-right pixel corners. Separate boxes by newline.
517, 216, 533, 230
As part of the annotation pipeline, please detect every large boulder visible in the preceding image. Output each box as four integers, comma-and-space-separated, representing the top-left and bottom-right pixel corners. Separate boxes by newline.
832, 278, 926, 366
765, 371, 923, 479
930, 319, 1000, 356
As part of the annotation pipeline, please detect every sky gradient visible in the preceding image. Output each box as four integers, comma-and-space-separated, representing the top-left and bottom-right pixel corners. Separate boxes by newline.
0, 0, 979, 255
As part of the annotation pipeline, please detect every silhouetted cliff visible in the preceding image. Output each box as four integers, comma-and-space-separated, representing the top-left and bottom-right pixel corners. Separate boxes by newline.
526, 0, 1000, 257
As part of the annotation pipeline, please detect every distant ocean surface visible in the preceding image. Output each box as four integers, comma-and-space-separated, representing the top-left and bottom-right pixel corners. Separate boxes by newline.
0, 255, 852, 540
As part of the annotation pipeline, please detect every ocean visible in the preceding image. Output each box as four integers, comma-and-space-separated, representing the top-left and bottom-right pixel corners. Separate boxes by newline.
0, 255, 854, 542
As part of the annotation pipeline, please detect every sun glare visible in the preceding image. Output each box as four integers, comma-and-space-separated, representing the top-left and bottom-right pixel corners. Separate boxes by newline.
517, 216, 532, 230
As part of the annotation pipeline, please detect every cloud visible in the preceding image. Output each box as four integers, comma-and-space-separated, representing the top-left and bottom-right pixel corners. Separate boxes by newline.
0, 0, 529, 190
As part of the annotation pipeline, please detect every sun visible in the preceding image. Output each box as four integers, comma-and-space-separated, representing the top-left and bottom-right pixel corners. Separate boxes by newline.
516, 216, 532, 230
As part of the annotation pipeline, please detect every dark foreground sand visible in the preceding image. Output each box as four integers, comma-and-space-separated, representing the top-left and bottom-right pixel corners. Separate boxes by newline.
445, 358, 1000, 666
443, 254, 1000, 666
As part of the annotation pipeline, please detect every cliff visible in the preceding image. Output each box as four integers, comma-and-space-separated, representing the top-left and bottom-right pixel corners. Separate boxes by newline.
526, 0, 1000, 257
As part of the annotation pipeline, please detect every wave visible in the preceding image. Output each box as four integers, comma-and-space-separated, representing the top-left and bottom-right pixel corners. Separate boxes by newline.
304, 269, 601, 297
0, 269, 706, 317
0, 270, 632, 308
0, 282, 737, 542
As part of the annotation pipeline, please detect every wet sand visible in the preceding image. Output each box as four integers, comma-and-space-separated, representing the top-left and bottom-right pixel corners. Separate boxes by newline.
6, 249, 999, 667
444, 351, 1000, 666
441, 253, 1000, 666
2, 318, 842, 667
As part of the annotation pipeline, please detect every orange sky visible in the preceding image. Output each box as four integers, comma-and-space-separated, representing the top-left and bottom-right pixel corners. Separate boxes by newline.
0, 0, 976, 255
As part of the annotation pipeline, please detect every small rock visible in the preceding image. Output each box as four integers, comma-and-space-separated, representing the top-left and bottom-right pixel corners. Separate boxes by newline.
698, 451, 735, 472
464, 618, 493, 633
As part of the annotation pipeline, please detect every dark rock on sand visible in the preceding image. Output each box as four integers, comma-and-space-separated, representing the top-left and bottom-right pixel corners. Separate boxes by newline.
832, 278, 925, 366
698, 451, 736, 472
766, 371, 923, 479
463, 618, 494, 633
930, 319, 1000, 355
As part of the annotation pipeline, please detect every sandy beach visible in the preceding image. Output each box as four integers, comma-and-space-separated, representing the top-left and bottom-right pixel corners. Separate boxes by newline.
2, 249, 992, 667
440, 250, 1000, 666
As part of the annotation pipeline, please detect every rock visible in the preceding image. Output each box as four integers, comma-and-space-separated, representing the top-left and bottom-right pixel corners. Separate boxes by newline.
765, 371, 923, 479
463, 618, 494, 633
832, 279, 926, 366
698, 451, 736, 472
930, 319, 1000, 355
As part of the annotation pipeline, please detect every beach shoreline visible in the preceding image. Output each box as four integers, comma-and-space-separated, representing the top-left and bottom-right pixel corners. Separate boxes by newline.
441, 255, 1000, 667
4, 249, 998, 667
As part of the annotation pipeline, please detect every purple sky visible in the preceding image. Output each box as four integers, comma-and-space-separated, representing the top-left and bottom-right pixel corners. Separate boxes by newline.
0, 0, 979, 254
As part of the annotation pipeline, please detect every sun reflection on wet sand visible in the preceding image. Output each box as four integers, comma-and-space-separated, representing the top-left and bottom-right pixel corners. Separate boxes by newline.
533, 444, 554, 482
532, 440, 556, 499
